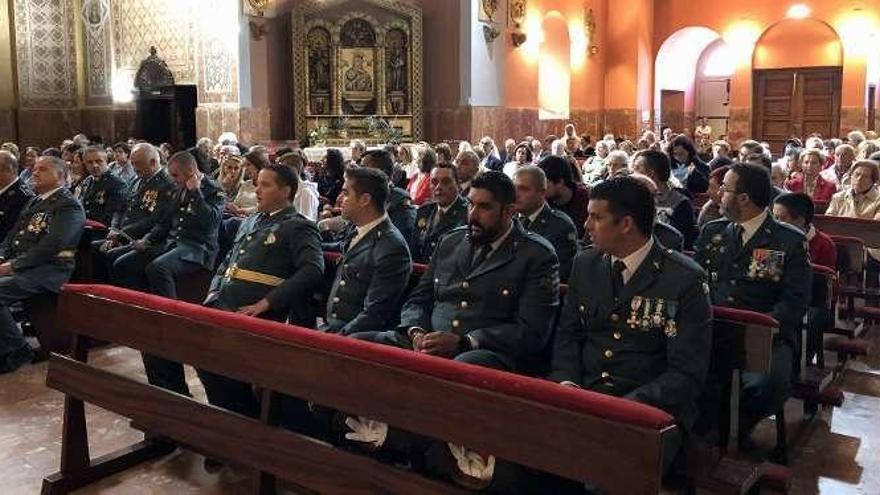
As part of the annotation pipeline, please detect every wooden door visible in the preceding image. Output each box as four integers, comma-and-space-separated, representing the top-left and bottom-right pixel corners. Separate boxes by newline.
660, 90, 685, 134
752, 67, 841, 155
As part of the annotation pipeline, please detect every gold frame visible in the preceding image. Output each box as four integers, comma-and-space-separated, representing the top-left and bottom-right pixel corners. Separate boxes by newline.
292, 0, 423, 141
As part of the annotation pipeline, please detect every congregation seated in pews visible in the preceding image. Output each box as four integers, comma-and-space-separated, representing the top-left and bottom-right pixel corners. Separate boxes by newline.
2, 126, 880, 493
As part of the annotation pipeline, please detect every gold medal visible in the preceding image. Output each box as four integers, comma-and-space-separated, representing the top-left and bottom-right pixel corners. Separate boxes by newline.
627, 296, 643, 328
652, 299, 665, 327
664, 320, 678, 338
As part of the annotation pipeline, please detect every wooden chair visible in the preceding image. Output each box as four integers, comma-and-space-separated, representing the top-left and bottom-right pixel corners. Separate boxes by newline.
43, 284, 678, 495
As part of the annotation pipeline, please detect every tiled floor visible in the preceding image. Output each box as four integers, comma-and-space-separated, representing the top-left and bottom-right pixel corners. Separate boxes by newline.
1, 335, 879, 494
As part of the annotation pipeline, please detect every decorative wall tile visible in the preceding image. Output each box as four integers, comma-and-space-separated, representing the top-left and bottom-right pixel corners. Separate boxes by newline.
13, 0, 77, 108
112, 0, 197, 84
84, 0, 113, 101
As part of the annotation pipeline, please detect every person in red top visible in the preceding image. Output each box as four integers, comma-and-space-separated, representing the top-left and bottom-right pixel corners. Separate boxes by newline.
784, 149, 837, 203
772, 192, 836, 270
407, 146, 435, 206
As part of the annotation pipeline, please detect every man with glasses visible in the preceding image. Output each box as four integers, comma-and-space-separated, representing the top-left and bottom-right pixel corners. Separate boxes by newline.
694, 163, 811, 448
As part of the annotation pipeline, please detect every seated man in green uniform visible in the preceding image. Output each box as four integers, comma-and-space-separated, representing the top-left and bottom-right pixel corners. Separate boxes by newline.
513, 165, 578, 281
694, 163, 811, 446
197, 163, 325, 419
91, 143, 175, 281
346, 171, 560, 490
412, 162, 468, 263
321, 167, 412, 335
551, 176, 712, 473
80, 146, 128, 228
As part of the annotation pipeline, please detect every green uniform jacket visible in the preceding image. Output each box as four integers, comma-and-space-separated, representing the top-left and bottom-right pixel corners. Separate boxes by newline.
0, 188, 85, 290
115, 169, 176, 240
81, 170, 128, 226
144, 176, 225, 269
400, 221, 560, 369
323, 217, 412, 335
694, 214, 811, 346
210, 206, 324, 325
412, 196, 469, 263
550, 242, 712, 429
520, 203, 578, 282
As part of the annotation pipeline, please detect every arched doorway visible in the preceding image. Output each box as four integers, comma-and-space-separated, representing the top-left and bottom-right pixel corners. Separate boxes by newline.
752, 18, 844, 152
654, 27, 721, 134
538, 11, 570, 120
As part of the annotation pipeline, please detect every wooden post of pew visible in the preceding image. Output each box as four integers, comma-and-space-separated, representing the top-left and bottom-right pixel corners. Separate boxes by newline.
42, 327, 174, 495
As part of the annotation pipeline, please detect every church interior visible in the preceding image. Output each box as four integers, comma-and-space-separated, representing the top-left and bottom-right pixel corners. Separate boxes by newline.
1, 0, 880, 493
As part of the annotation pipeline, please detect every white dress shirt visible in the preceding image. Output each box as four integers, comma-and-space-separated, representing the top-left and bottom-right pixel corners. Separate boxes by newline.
611, 237, 654, 284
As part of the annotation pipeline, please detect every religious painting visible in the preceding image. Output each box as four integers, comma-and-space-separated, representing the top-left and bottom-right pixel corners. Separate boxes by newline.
293, 0, 424, 140
340, 48, 376, 114
478, 0, 498, 23
508, 0, 526, 29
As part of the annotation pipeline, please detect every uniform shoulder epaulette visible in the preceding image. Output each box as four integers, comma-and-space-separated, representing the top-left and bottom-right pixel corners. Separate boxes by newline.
661, 246, 704, 273
521, 229, 557, 254
771, 218, 807, 241
702, 217, 731, 231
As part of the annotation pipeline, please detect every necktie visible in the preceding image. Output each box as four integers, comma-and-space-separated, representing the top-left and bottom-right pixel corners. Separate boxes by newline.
732, 224, 744, 253
612, 260, 627, 298
432, 208, 443, 229
520, 215, 532, 230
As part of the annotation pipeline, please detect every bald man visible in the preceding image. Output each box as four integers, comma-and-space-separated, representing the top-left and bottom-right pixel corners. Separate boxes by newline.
91, 143, 175, 280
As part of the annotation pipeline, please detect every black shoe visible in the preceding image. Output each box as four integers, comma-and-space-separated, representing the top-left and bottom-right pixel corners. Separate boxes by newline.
0, 346, 35, 374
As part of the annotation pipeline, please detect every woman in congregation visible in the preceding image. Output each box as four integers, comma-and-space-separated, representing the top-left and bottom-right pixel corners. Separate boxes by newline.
826, 160, 880, 288
784, 149, 837, 203
318, 148, 346, 208
406, 145, 436, 206
666, 134, 710, 194
225, 152, 266, 218
503, 142, 533, 180
218, 156, 245, 210
582, 139, 612, 182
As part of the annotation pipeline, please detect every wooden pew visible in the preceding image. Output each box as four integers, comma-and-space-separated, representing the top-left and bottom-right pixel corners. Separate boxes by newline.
43, 284, 678, 495
813, 215, 880, 248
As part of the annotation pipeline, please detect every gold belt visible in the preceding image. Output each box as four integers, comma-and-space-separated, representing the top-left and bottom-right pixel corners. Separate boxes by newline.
224, 265, 284, 287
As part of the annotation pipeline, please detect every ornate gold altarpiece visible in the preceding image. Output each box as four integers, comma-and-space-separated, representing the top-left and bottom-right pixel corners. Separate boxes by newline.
293, 0, 423, 143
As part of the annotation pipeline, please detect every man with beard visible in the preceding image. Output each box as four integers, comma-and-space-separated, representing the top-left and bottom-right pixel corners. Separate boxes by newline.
347, 171, 559, 490
412, 163, 468, 263
694, 163, 811, 447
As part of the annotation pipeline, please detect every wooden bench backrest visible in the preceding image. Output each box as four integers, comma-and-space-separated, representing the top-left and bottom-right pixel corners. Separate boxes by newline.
814, 215, 880, 248
49, 286, 675, 494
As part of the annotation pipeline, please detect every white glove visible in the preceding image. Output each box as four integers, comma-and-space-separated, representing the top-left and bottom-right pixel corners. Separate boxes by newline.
448, 443, 496, 481
344, 416, 388, 447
